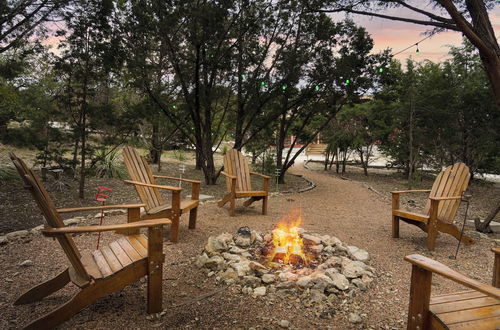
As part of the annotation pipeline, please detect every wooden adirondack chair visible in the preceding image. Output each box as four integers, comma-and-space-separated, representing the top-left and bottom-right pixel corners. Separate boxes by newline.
392, 163, 474, 251
218, 149, 270, 216
10, 153, 170, 330
122, 146, 200, 242
405, 248, 500, 329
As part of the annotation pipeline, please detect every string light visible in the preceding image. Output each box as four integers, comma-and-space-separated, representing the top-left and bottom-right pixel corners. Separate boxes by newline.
415, 43, 420, 56
315, 85, 320, 91
345, 79, 350, 84
260, 81, 266, 86
241, 74, 246, 79
281, 85, 287, 91
172, 105, 177, 109
378, 67, 384, 73
392, 31, 437, 57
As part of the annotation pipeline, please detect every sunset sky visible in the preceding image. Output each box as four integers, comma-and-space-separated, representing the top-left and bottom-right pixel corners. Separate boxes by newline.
44, 4, 499, 64
339, 5, 500, 63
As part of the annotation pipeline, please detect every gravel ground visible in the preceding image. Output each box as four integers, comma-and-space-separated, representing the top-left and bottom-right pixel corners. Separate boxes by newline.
0, 163, 498, 329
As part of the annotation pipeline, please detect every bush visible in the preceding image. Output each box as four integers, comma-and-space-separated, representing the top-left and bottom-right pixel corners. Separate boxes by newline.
91, 148, 126, 178
0, 164, 18, 184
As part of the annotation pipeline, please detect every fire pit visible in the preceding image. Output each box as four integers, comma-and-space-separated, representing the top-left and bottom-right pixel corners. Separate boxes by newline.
196, 209, 375, 315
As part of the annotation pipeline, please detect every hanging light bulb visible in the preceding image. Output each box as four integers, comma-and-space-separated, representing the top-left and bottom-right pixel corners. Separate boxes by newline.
415, 43, 420, 56
378, 67, 384, 73
315, 85, 320, 91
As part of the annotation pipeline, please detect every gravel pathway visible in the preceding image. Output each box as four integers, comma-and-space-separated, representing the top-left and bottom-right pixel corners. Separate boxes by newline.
0, 164, 497, 329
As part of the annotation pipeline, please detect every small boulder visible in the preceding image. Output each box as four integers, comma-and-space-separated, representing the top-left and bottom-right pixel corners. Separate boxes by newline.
228, 246, 246, 254
352, 278, 367, 291
348, 312, 362, 324
221, 252, 241, 262
347, 245, 370, 262
205, 233, 233, 255
64, 217, 83, 226
278, 320, 290, 328
18, 260, 33, 267
204, 256, 225, 270
249, 261, 268, 271
302, 234, 322, 245
296, 275, 314, 289
231, 260, 252, 276
235, 235, 251, 248
253, 286, 267, 297
243, 275, 262, 287
328, 273, 349, 291
262, 274, 276, 284
342, 259, 366, 279
220, 269, 238, 283
6, 230, 29, 240
195, 253, 210, 268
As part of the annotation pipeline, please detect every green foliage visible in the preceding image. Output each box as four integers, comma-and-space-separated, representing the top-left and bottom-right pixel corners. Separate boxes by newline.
0, 164, 18, 184
372, 40, 499, 174
91, 148, 126, 179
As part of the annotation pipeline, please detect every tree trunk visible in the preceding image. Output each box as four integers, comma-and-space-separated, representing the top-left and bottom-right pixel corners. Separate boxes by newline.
474, 204, 500, 233
359, 148, 368, 176
78, 100, 87, 199
149, 119, 160, 164
408, 85, 415, 184
276, 113, 287, 184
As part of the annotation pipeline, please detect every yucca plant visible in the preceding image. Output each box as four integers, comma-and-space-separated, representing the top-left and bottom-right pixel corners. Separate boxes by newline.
93, 148, 126, 179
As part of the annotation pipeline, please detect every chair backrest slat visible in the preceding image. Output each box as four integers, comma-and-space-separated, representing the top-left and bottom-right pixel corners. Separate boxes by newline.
122, 147, 164, 211
223, 150, 252, 192
9, 153, 89, 282
423, 163, 470, 223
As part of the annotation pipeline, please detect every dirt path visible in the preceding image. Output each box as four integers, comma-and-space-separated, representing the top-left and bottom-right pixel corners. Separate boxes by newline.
1, 164, 497, 329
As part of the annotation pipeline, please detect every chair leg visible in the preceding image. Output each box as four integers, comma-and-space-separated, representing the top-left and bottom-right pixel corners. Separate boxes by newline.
147, 225, 163, 314
427, 200, 439, 251
243, 196, 260, 207
170, 217, 179, 243
15, 269, 70, 305
23, 258, 147, 330
407, 264, 432, 330
217, 194, 231, 207
23, 281, 108, 330
437, 221, 474, 245
188, 207, 197, 229
392, 215, 400, 238
262, 196, 268, 215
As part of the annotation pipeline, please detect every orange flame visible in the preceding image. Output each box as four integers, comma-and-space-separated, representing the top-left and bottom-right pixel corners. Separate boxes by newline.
268, 209, 308, 266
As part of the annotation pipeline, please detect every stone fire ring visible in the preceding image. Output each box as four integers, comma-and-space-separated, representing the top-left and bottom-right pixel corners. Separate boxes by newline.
195, 228, 375, 319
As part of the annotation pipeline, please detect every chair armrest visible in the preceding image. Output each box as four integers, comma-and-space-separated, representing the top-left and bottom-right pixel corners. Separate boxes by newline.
153, 175, 201, 184
249, 171, 271, 179
42, 219, 172, 237
405, 254, 500, 300
57, 203, 146, 214
221, 171, 237, 180
429, 196, 463, 201
391, 190, 431, 194
124, 180, 182, 191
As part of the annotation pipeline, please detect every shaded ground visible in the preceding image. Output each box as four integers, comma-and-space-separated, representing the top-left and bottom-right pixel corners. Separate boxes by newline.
0, 145, 306, 234
1, 160, 498, 329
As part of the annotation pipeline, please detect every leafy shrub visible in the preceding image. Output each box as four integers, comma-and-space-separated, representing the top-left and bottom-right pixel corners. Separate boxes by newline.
0, 164, 18, 184
92, 148, 126, 178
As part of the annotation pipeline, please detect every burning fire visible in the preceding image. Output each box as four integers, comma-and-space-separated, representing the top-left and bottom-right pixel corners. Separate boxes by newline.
268, 210, 309, 266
